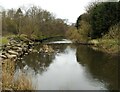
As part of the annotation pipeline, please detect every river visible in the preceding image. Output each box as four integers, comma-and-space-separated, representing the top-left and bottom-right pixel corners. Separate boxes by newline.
15, 39, 119, 90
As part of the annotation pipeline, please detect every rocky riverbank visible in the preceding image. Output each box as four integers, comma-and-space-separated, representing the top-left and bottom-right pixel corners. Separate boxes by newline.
0, 39, 35, 61
0, 38, 55, 63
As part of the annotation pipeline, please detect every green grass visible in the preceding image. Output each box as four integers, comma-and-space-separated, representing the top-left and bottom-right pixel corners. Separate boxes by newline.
0, 34, 29, 45
0, 35, 18, 45
0, 37, 9, 45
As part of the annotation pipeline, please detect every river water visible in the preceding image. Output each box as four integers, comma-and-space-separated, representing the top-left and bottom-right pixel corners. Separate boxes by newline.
16, 39, 119, 90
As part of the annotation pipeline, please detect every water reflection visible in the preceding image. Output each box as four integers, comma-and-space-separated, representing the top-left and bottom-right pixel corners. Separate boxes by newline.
76, 45, 119, 90
15, 40, 119, 90
16, 52, 55, 74
49, 39, 72, 44
35, 46, 106, 90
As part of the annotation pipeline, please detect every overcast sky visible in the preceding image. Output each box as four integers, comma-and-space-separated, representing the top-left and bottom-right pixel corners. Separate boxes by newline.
0, 0, 118, 23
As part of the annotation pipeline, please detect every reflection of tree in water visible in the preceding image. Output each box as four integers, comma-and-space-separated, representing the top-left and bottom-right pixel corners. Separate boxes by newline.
16, 44, 70, 74
34, 43, 70, 53
76, 45, 119, 90
16, 52, 55, 74
48, 44, 71, 53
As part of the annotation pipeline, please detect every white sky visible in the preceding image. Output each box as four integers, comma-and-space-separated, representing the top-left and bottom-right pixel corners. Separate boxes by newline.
0, 0, 94, 23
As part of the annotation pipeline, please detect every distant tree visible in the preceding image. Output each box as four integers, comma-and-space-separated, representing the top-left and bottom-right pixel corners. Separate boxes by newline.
2, 6, 69, 39
14, 8, 23, 35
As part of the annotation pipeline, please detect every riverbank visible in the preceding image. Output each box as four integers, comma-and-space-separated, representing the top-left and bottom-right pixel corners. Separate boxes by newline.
2, 59, 34, 90
89, 39, 119, 55
0, 36, 35, 61
0, 35, 34, 90
0, 35, 55, 90
0, 34, 55, 61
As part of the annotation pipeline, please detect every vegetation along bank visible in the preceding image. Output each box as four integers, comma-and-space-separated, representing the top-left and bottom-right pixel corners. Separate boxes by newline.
66, 1, 120, 54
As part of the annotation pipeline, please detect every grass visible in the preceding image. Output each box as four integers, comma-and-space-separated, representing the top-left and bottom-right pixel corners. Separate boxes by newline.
98, 39, 119, 54
13, 73, 33, 90
0, 34, 29, 45
0, 35, 17, 45
0, 37, 9, 45
2, 59, 34, 90
89, 39, 119, 54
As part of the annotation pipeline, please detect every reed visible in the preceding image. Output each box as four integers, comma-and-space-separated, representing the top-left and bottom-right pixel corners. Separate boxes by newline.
2, 59, 34, 90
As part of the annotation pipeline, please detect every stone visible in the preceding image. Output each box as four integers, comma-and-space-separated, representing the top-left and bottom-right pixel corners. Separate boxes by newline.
6, 53, 17, 59
25, 53, 28, 55
39, 48, 43, 52
0, 55, 7, 59
16, 44, 21, 47
17, 47, 23, 51
8, 50, 18, 55
6, 46, 11, 50
29, 42, 34, 46
12, 47, 23, 52
45, 49, 48, 53
23, 47, 27, 52
29, 49, 33, 52
49, 46, 54, 52
12, 47, 19, 50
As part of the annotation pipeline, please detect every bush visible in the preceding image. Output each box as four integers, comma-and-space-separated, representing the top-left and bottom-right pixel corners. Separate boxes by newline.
78, 21, 92, 42
103, 23, 120, 40
66, 27, 81, 42
88, 2, 119, 38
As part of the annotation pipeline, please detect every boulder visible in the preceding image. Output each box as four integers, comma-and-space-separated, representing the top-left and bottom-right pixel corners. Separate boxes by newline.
23, 47, 27, 52
45, 49, 48, 53
5, 46, 11, 50
29, 42, 34, 45
39, 48, 43, 52
25, 53, 28, 55
6, 53, 17, 59
40, 45, 54, 53
12, 47, 19, 50
16, 47, 23, 52
29, 49, 33, 52
7, 50, 18, 55
16, 44, 21, 47
0, 55, 7, 59
48, 46, 54, 52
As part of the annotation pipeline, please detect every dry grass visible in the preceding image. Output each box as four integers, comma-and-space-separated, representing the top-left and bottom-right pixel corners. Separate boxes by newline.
89, 39, 119, 54
2, 59, 15, 90
14, 73, 33, 90
2, 59, 34, 91
0, 59, 2, 91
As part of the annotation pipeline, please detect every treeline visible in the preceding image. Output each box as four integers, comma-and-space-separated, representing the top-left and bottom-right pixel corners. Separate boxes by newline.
66, 1, 120, 42
2, 6, 69, 39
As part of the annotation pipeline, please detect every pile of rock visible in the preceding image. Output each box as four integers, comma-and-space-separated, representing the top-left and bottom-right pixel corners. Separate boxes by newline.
0, 39, 55, 62
39, 45, 54, 53
0, 40, 35, 61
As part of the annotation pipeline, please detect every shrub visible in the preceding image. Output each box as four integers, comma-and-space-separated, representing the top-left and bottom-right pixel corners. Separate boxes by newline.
78, 21, 92, 42
89, 2, 119, 38
103, 23, 120, 40
66, 27, 81, 42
